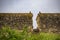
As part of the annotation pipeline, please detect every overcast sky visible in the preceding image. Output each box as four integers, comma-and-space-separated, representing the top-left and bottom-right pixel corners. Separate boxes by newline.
0, 0, 60, 29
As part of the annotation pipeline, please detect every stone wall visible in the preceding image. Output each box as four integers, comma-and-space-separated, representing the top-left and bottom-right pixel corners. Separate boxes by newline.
0, 12, 33, 30
36, 13, 60, 33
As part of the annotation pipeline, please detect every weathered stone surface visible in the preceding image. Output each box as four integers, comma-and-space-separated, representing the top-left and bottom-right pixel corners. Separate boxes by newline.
0, 12, 33, 30
36, 13, 60, 33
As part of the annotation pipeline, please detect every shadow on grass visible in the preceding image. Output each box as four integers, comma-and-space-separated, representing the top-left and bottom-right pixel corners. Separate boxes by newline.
56, 38, 60, 40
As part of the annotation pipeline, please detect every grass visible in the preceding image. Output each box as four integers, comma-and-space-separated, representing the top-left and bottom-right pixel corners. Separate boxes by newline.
0, 26, 60, 40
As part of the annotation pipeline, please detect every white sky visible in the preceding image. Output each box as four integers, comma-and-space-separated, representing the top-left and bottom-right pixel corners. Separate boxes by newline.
0, 0, 60, 29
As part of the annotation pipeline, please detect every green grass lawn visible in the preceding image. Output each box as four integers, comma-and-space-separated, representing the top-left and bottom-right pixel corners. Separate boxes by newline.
0, 26, 60, 40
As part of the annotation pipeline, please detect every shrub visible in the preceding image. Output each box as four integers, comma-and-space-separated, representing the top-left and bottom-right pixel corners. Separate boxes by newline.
0, 26, 28, 40
0, 26, 60, 40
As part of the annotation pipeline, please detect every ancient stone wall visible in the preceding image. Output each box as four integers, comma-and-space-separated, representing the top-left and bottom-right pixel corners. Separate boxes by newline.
0, 12, 33, 30
36, 13, 60, 33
